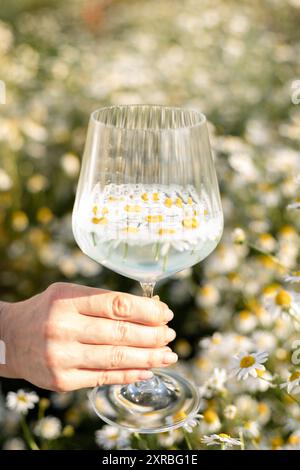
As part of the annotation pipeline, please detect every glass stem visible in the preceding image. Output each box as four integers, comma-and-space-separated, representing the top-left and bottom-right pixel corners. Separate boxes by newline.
140, 282, 156, 298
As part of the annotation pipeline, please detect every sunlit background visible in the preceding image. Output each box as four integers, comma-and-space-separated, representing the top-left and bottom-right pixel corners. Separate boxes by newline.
1, 0, 300, 450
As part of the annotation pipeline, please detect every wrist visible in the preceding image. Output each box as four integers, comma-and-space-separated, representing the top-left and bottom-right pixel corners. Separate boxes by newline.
0, 301, 16, 378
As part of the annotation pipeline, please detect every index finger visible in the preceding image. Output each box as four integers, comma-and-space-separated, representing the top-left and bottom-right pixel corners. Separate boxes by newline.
77, 291, 174, 326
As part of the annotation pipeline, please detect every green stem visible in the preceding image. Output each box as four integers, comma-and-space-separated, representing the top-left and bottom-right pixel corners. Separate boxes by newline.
239, 429, 245, 450
123, 242, 128, 261
183, 429, 193, 450
134, 432, 149, 450
20, 415, 39, 451
91, 232, 97, 247
221, 442, 226, 450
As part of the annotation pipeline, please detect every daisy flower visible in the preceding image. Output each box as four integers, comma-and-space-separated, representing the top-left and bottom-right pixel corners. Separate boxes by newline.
264, 288, 300, 321
6, 390, 39, 414
280, 371, 300, 394
201, 433, 241, 449
34, 416, 62, 440
206, 368, 227, 393
199, 409, 221, 433
243, 420, 260, 439
95, 425, 131, 450
231, 351, 269, 380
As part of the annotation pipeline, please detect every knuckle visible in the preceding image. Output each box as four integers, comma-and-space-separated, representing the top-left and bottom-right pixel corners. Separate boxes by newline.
44, 346, 60, 370
111, 294, 131, 319
110, 346, 125, 368
96, 370, 108, 386
147, 349, 161, 368
114, 320, 128, 343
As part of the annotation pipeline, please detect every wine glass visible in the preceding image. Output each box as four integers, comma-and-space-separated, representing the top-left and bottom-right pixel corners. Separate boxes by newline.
72, 105, 223, 433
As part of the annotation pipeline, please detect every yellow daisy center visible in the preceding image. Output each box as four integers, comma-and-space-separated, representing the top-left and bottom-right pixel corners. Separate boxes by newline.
275, 289, 291, 307
288, 435, 300, 445
152, 192, 159, 201
175, 197, 183, 207
124, 204, 141, 213
182, 217, 199, 228
203, 409, 218, 424
239, 355, 255, 368
91, 217, 107, 225
158, 228, 176, 235
219, 433, 230, 439
289, 371, 300, 382
146, 215, 164, 223
164, 197, 173, 208
141, 193, 148, 201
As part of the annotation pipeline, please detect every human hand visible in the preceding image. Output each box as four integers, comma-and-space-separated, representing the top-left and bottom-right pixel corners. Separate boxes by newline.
0, 282, 177, 391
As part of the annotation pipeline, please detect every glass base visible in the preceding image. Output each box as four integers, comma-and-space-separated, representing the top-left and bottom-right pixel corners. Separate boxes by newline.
89, 369, 201, 433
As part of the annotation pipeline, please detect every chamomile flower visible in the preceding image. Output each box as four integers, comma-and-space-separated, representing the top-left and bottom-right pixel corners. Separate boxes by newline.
95, 425, 131, 450
205, 368, 227, 394
6, 390, 39, 414
224, 405, 237, 420
34, 416, 62, 440
243, 420, 260, 439
201, 433, 241, 449
231, 351, 269, 380
280, 371, 300, 394
199, 409, 221, 433
264, 288, 300, 321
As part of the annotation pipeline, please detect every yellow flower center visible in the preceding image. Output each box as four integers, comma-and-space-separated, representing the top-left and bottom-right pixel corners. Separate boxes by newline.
182, 217, 199, 228
239, 310, 251, 320
146, 215, 164, 223
92, 205, 98, 215
271, 436, 283, 449
152, 192, 159, 201
92, 217, 107, 225
289, 371, 300, 382
187, 197, 193, 205
288, 435, 300, 445
257, 403, 268, 414
275, 289, 291, 307
175, 197, 183, 207
18, 394, 28, 403
102, 207, 109, 215
158, 228, 176, 235
219, 433, 230, 439
203, 409, 218, 424
164, 197, 173, 208
108, 196, 117, 202
256, 369, 265, 378
239, 355, 255, 368
141, 193, 148, 201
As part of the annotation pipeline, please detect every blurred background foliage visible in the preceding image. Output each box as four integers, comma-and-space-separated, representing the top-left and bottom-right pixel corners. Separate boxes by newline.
1, 0, 300, 450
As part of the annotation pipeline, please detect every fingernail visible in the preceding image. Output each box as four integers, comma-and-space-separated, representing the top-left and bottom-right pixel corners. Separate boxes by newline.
163, 352, 178, 364
164, 308, 174, 322
166, 328, 176, 342
138, 370, 154, 380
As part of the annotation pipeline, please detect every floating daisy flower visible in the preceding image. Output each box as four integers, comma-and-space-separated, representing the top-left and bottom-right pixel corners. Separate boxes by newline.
201, 433, 241, 449
280, 371, 300, 394
6, 390, 39, 414
231, 351, 269, 380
